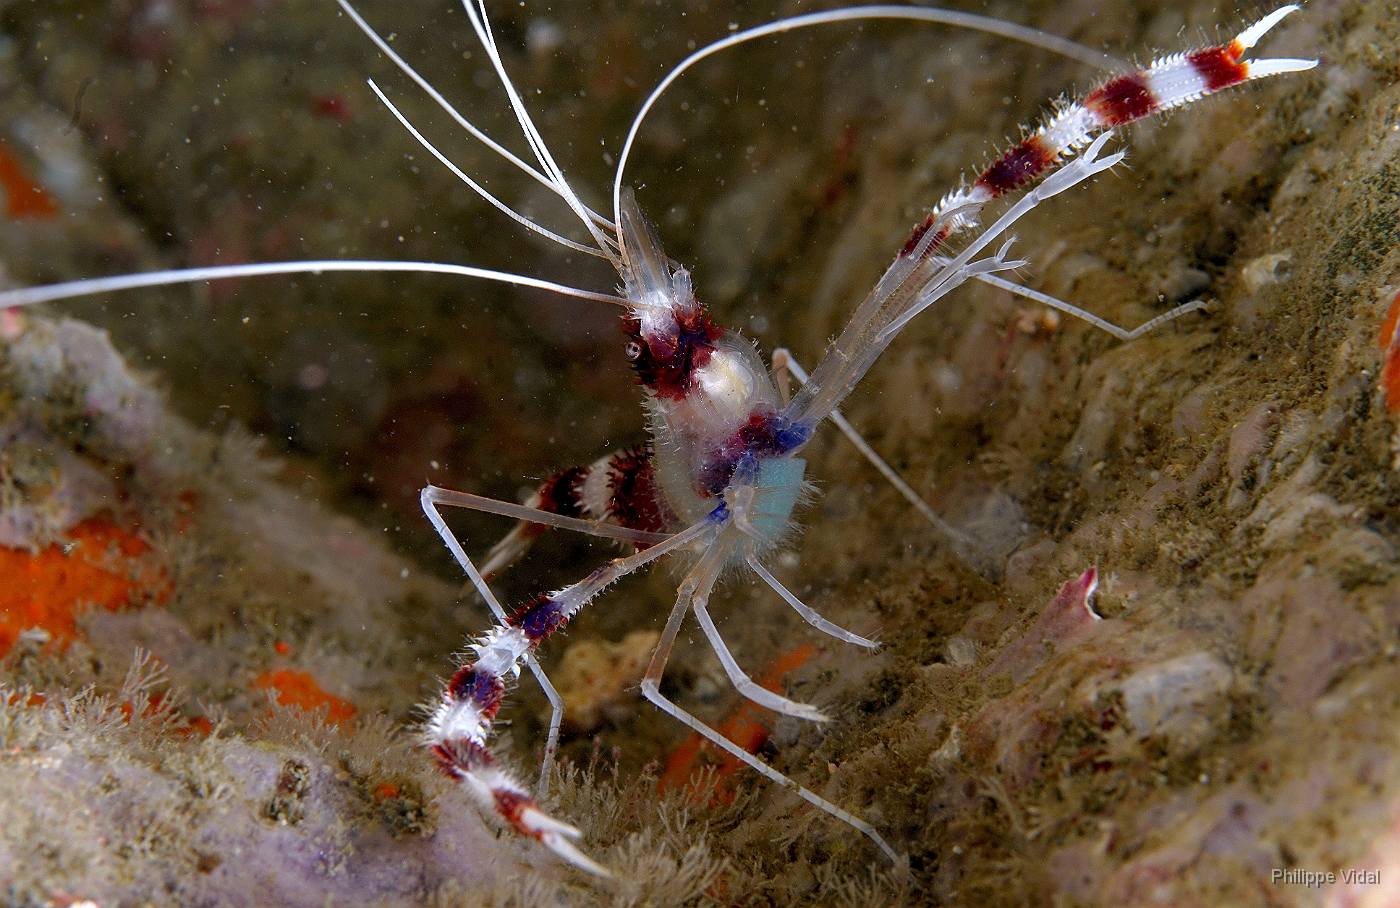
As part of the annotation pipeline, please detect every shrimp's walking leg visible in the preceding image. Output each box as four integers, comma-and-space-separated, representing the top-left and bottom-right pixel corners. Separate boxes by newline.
422, 485, 667, 800
639, 536, 900, 864
745, 554, 876, 650
772, 348, 991, 568
691, 586, 828, 722
963, 272, 1207, 342
423, 485, 710, 874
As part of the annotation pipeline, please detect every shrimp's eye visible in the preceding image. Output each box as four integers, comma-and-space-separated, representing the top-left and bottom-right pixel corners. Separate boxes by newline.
625, 340, 643, 360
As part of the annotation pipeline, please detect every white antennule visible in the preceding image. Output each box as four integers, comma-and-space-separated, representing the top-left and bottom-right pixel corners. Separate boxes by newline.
333, 0, 614, 234
0, 261, 629, 310
611, 4, 1129, 226
365, 79, 606, 258
459, 0, 621, 267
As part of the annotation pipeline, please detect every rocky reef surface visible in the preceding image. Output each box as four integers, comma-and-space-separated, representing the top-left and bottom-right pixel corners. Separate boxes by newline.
1, 0, 1399, 905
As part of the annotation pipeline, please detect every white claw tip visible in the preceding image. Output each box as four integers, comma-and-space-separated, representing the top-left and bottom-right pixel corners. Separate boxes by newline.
541, 831, 613, 877
1236, 6, 1301, 51
1249, 58, 1319, 79
517, 805, 611, 875
520, 805, 582, 839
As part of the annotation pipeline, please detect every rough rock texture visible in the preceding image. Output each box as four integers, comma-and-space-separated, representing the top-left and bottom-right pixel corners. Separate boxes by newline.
0, 311, 725, 906
1, 0, 1399, 905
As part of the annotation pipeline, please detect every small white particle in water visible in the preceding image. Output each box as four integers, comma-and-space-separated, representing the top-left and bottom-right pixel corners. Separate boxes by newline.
297, 363, 328, 390
934, 362, 961, 394
526, 19, 563, 57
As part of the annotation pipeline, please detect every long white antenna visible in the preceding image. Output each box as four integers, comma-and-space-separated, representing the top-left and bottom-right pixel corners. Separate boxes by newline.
459, 0, 621, 268
333, 0, 613, 233
0, 261, 629, 309
366, 80, 606, 258
612, 5, 1128, 226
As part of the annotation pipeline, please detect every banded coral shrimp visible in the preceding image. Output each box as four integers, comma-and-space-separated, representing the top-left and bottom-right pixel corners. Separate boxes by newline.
0, 0, 1327, 889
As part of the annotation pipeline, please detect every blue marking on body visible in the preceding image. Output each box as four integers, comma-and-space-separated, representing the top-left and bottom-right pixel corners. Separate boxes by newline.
750, 457, 806, 542
774, 418, 814, 453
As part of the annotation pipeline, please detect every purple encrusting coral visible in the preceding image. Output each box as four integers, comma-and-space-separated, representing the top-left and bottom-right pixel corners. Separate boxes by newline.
191, 745, 501, 904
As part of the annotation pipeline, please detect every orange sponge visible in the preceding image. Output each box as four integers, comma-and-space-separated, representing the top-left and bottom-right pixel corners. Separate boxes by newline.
0, 518, 171, 655
1380, 289, 1400, 414
254, 669, 357, 725
660, 643, 815, 794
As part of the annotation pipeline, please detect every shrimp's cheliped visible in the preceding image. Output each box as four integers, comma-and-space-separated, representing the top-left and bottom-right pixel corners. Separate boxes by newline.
0, 0, 1316, 874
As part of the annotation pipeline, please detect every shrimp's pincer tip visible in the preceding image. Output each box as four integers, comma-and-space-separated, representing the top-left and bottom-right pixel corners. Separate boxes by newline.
522, 809, 613, 877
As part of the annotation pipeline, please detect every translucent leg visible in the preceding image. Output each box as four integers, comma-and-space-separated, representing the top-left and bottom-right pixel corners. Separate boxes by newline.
745, 554, 877, 649
773, 348, 987, 567
424, 485, 667, 546
963, 271, 1206, 341
691, 583, 828, 722
641, 537, 900, 864
423, 483, 697, 798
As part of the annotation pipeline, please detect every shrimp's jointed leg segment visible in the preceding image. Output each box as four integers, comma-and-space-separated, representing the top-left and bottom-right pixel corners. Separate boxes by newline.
422, 485, 712, 873
637, 532, 903, 865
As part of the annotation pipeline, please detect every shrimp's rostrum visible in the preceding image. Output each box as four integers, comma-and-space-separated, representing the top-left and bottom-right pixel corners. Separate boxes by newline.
0, 0, 1315, 876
